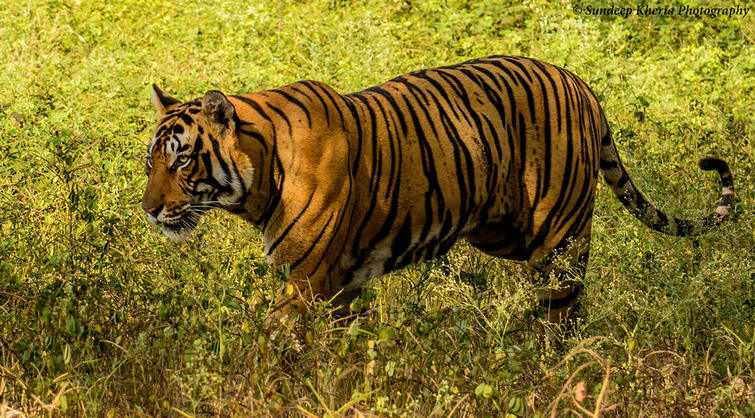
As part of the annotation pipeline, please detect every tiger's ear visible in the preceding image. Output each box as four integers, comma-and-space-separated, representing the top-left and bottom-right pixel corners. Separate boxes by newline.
202, 90, 236, 131
151, 84, 181, 115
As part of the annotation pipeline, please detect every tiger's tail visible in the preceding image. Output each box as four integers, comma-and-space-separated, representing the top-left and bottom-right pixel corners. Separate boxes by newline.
599, 129, 734, 237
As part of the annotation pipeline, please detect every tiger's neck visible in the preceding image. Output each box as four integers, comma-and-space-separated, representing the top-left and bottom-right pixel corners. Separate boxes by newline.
232, 121, 281, 227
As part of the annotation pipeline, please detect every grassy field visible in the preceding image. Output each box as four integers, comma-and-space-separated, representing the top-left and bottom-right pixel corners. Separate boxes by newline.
0, 0, 753, 415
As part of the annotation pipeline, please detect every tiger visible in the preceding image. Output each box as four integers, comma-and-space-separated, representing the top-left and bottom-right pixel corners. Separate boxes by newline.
142, 56, 734, 327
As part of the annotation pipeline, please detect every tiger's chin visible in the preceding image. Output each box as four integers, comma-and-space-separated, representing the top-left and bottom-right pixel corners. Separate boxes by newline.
161, 223, 195, 242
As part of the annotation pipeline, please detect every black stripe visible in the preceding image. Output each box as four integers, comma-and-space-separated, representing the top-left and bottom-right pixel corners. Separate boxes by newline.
343, 97, 364, 178
289, 212, 335, 271
532, 60, 562, 133
383, 214, 412, 272
297, 82, 331, 126
232, 95, 273, 121
269, 89, 312, 129
351, 95, 380, 194
178, 112, 194, 126
318, 83, 347, 129
239, 126, 268, 152
503, 57, 534, 83
266, 103, 292, 136
267, 191, 316, 255
600, 159, 618, 170
538, 283, 583, 310
371, 97, 400, 200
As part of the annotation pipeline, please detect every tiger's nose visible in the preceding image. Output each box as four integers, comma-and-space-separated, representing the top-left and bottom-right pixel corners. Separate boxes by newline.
144, 205, 163, 217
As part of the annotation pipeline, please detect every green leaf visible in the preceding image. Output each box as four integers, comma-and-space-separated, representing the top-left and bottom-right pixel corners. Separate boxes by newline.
475, 383, 493, 398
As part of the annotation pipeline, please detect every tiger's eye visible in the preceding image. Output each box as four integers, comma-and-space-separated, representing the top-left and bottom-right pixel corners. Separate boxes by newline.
172, 155, 192, 171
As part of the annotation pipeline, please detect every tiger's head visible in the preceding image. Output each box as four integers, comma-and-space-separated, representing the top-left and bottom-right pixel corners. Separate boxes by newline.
142, 85, 253, 241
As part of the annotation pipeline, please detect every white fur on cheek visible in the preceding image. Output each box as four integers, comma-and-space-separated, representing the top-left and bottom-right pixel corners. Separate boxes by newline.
146, 213, 158, 226
161, 225, 194, 242
214, 150, 255, 207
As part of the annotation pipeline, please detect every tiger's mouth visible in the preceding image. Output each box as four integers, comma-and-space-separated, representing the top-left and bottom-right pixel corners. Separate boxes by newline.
161, 219, 197, 241
150, 206, 207, 242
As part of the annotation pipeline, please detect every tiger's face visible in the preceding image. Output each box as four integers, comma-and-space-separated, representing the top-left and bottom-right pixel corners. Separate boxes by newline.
142, 85, 253, 241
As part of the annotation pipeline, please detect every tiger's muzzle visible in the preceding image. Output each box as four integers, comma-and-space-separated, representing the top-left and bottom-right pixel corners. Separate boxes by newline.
143, 203, 204, 241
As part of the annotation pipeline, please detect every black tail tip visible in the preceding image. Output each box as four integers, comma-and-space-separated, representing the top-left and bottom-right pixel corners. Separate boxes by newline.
699, 157, 729, 174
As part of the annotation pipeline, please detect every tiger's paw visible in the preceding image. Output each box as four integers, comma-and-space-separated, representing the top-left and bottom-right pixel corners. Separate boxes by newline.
265, 307, 305, 355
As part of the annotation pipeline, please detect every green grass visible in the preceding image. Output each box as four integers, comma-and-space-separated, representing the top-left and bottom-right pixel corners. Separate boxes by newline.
1, 0, 753, 415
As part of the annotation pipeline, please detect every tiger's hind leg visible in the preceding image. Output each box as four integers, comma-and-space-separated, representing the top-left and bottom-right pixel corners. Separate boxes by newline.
530, 225, 592, 327
532, 248, 588, 325
466, 220, 592, 330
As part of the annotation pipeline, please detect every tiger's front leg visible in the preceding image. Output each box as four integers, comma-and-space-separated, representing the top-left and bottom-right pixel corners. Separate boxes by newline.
263, 271, 360, 349
257, 156, 359, 322
262, 276, 332, 347
266, 276, 361, 328
263, 223, 355, 330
